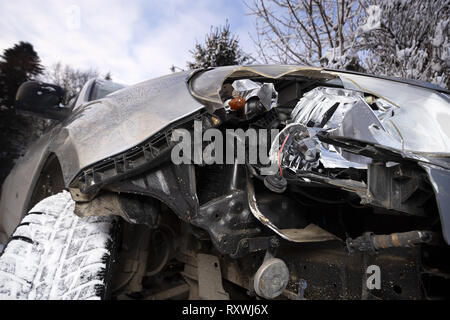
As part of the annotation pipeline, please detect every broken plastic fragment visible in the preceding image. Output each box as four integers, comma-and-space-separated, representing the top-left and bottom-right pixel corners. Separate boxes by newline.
291, 87, 365, 130
290, 86, 404, 165
231, 79, 278, 110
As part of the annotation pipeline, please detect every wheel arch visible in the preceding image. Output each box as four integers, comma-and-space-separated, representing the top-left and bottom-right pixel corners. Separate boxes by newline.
0, 151, 65, 243
27, 153, 65, 211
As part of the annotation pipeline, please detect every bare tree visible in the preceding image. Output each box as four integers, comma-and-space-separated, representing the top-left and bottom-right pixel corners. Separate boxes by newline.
246, 0, 366, 71
44, 62, 99, 104
247, 0, 449, 87
360, 0, 449, 88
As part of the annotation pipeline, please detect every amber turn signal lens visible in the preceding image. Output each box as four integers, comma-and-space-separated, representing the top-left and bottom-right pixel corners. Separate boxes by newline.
228, 97, 246, 111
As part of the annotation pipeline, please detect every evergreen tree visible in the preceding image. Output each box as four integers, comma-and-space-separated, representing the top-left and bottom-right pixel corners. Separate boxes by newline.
0, 42, 45, 188
187, 21, 253, 69
0, 41, 44, 108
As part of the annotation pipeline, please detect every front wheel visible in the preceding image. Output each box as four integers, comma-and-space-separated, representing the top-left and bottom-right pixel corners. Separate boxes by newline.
0, 191, 118, 300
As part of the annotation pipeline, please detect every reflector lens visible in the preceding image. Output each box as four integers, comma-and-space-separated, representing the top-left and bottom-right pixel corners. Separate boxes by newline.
228, 97, 246, 111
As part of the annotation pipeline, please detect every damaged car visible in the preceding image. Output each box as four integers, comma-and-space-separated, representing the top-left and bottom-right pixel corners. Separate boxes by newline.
0, 65, 449, 300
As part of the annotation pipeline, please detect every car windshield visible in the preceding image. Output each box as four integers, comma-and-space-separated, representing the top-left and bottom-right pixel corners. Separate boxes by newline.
89, 79, 126, 101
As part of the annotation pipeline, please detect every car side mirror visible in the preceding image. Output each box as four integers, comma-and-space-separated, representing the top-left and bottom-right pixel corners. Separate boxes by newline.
15, 81, 71, 121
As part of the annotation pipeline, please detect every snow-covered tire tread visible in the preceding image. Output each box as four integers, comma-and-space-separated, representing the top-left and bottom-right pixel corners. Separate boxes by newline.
0, 191, 117, 300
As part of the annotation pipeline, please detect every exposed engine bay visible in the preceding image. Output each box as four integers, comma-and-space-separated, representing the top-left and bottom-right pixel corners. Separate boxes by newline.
60, 69, 449, 300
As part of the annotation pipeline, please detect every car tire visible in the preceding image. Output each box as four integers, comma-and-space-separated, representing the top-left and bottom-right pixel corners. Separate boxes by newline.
0, 190, 118, 300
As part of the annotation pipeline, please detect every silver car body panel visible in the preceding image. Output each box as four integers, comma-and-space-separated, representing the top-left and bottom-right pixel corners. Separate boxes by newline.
0, 70, 203, 240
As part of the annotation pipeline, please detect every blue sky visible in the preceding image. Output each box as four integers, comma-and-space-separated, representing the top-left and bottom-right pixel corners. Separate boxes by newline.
0, 0, 256, 84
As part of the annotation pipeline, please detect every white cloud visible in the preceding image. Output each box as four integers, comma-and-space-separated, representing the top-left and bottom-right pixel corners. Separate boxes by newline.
0, 0, 256, 84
